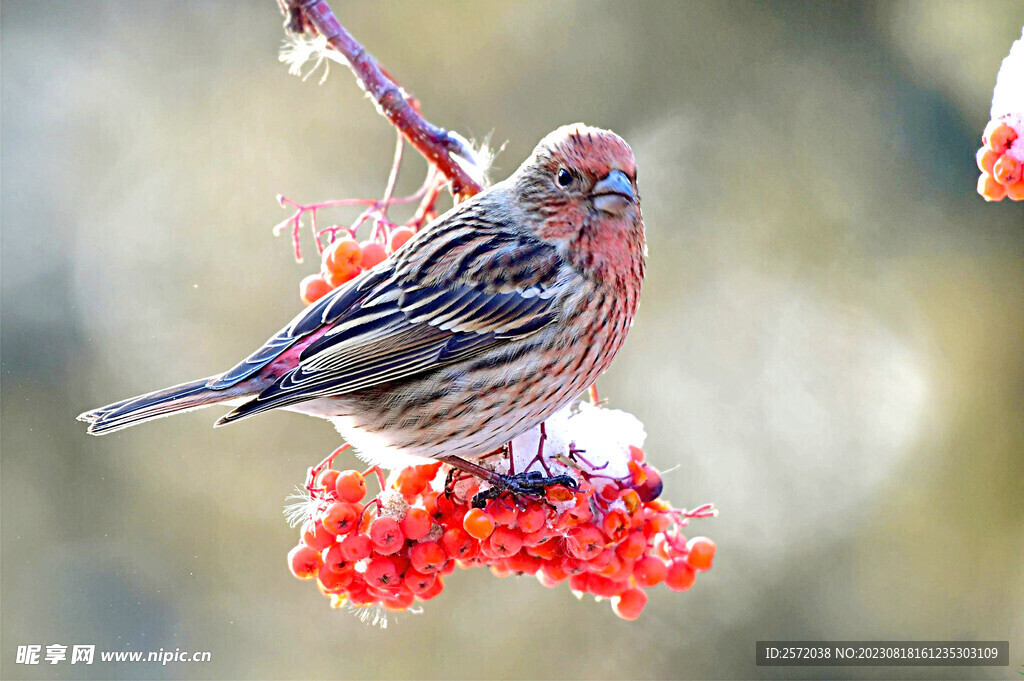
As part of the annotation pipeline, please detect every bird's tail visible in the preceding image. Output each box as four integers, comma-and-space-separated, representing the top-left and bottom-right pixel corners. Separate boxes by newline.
78, 376, 250, 435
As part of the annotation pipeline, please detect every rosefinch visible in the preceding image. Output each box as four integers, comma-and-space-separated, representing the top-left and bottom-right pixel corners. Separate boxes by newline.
79, 123, 645, 481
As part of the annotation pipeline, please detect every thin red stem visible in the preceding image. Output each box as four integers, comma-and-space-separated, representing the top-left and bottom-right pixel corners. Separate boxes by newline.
305, 443, 351, 494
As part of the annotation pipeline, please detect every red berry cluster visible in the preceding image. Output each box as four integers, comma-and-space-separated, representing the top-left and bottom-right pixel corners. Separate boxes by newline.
300, 226, 416, 305
287, 445, 715, 621
976, 119, 1024, 202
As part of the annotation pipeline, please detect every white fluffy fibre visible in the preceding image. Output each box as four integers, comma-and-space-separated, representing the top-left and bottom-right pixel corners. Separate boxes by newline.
991, 27, 1024, 162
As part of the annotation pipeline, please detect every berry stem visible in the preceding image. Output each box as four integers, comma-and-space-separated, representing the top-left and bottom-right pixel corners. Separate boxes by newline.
372, 130, 405, 242
304, 443, 351, 493
669, 503, 718, 528
274, 187, 429, 263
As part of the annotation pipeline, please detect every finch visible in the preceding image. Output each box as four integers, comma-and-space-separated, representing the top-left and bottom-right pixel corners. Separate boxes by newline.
79, 123, 646, 472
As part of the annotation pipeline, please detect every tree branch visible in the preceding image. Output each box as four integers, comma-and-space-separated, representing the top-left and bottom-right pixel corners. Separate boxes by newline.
280, 0, 484, 201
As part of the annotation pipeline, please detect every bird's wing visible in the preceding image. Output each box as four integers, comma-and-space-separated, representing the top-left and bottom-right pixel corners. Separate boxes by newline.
215, 199, 569, 424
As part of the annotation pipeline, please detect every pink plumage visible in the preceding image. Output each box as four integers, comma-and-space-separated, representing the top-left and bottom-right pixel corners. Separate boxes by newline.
79, 123, 646, 470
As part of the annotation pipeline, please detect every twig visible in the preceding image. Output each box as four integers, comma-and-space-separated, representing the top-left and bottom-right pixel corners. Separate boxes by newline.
281, 0, 484, 201
273, 187, 427, 262
372, 130, 405, 243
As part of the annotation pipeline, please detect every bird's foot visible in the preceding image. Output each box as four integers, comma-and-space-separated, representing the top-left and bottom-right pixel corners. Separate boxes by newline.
470, 470, 578, 509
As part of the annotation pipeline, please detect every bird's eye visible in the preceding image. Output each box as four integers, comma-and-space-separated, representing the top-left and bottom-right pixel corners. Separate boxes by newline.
556, 167, 574, 188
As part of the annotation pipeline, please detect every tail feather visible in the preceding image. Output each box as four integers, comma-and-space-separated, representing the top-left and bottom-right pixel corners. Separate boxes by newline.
79, 376, 251, 435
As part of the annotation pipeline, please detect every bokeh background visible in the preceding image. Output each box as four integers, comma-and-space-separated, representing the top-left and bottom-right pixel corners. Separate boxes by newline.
2, 2, 1023, 679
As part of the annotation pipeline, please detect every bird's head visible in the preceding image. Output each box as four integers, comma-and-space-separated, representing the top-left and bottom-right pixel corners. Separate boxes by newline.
512, 123, 645, 282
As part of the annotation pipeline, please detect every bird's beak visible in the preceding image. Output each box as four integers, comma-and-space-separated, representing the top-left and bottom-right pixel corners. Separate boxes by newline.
591, 170, 636, 216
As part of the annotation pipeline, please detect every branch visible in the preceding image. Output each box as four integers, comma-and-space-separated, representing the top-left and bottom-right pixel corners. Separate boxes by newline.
280, 0, 484, 201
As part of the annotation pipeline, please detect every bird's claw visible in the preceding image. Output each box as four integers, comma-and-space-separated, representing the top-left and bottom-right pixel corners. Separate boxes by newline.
471, 470, 579, 509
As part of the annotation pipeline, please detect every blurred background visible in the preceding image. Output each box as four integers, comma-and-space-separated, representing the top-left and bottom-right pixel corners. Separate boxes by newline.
2, 1, 1023, 679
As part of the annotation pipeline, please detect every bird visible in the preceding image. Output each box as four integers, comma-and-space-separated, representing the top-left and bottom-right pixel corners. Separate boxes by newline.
78, 123, 646, 488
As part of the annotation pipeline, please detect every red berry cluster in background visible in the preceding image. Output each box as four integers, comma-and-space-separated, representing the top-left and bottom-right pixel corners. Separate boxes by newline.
287, 442, 716, 621
976, 27, 1024, 202
976, 119, 1024, 202
299, 226, 417, 305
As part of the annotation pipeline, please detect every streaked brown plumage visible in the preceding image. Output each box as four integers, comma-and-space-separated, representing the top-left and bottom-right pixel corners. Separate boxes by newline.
79, 123, 646, 470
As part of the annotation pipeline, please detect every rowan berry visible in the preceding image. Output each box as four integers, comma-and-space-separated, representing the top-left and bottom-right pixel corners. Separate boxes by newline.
440, 527, 476, 560
602, 509, 631, 542
359, 240, 388, 269
400, 507, 432, 541
979, 173, 1007, 201
521, 528, 551, 547
484, 497, 518, 526
347, 583, 375, 606
322, 502, 358, 536
319, 469, 340, 498
545, 485, 576, 503
301, 519, 336, 551
665, 559, 696, 591
323, 237, 361, 274
334, 470, 367, 503
317, 563, 353, 592
537, 569, 563, 588
976, 147, 999, 174
635, 465, 663, 502
516, 503, 547, 533
628, 460, 647, 486
606, 557, 635, 582
323, 543, 352, 574
394, 469, 425, 500
588, 574, 625, 599
488, 526, 524, 557
463, 507, 496, 540
560, 555, 586, 575
568, 572, 591, 593
299, 274, 332, 306
612, 588, 648, 620
1007, 179, 1024, 200
527, 537, 561, 560
409, 541, 446, 573
993, 156, 1022, 186
404, 569, 436, 594
686, 536, 716, 571
388, 226, 415, 252
645, 511, 670, 535
598, 553, 622, 579
619, 489, 642, 515
288, 544, 320, 580
369, 516, 405, 554
634, 555, 668, 587
381, 588, 415, 612
365, 556, 401, 588
507, 550, 542, 574
983, 120, 1018, 153
414, 461, 442, 480
566, 524, 604, 561
339, 533, 372, 561
564, 500, 593, 526
416, 575, 445, 600
426, 492, 455, 522
585, 547, 616, 573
